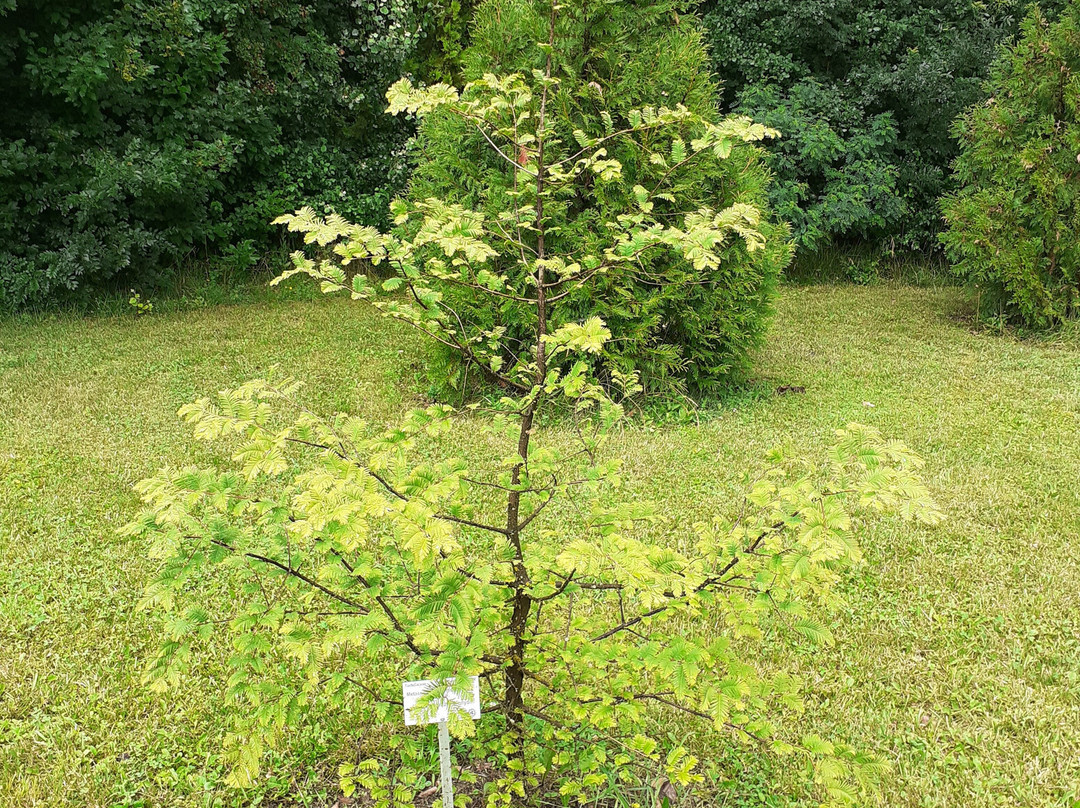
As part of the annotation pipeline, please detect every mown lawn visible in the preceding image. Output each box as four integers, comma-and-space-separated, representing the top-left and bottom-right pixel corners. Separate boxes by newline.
1, 284, 1077, 807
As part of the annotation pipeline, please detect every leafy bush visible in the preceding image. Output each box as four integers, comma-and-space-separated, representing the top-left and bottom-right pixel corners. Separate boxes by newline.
127, 29, 943, 806
941, 3, 1080, 327
736, 82, 905, 251
701, 0, 1063, 250
405, 0, 792, 397
0, 0, 445, 309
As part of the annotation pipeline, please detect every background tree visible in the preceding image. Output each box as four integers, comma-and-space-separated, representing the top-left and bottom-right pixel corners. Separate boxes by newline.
700, 0, 1067, 252
125, 7, 943, 806
406, 0, 792, 398
0, 0, 464, 309
941, 2, 1080, 327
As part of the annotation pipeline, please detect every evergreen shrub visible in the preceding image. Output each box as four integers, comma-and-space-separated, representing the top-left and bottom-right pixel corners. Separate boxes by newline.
941, 3, 1080, 327
407, 0, 792, 397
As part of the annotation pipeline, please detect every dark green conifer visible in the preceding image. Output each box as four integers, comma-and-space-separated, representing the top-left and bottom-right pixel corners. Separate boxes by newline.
942, 3, 1080, 327
410, 0, 792, 396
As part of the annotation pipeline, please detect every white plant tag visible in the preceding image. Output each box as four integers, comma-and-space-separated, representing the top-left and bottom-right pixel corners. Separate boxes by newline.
402, 677, 481, 726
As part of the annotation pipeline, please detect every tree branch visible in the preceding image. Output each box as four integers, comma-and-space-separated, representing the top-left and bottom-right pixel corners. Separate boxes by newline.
532, 569, 575, 603
207, 538, 368, 613
590, 527, 777, 641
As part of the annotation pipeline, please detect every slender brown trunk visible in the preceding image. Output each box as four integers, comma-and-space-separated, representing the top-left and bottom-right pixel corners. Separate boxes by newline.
503, 4, 556, 796
504, 404, 536, 741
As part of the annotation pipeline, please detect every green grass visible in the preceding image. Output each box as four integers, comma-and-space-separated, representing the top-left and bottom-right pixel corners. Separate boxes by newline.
1, 285, 1078, 807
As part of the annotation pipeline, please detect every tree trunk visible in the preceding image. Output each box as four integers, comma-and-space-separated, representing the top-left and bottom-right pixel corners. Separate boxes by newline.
501, 7, 556, 803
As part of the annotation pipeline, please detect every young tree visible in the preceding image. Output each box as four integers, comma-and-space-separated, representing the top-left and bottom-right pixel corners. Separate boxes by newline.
125, 5, 942, 806
941, 2, 1080, 327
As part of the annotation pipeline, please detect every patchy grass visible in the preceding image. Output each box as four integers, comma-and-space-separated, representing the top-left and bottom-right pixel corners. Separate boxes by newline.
1, 285, 1077, 807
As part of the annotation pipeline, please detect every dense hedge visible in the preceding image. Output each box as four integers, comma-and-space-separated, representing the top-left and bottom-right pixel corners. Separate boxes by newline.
0, 0, 466, 309
700, 0, 1065, 250
941, 3, 1080, 327
7, 0, 1074, 309
408, 0, 792, 396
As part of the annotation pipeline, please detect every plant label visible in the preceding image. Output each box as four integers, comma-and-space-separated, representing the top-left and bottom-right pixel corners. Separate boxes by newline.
402, 677, 481, 726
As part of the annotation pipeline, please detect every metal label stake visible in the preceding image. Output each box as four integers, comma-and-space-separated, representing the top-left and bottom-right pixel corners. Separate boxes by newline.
402, 676, 481, 808
438, 720, 453, 808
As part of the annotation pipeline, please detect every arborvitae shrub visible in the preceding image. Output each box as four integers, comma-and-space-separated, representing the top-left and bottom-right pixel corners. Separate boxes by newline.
941, 3, 1080, 327
407, 0, 792, 398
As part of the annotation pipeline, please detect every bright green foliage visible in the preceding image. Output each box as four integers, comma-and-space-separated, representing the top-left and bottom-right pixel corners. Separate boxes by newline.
941, 3, 1080, 327
0, 0, 453, 309
127, 379, 941, 803
405, 0, 792, 397
701, 0, 1064, 251
128, 25, 942, 807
